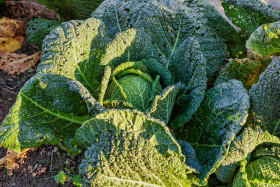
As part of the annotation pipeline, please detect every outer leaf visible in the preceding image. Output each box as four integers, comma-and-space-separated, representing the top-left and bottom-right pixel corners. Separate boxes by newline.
222, 0, 280, 38
247, 21, 280, 57
177, 140, 201, 174
67, 80, 106, 116
180, 80, 250, 184
100, 28, 159, 68
250, 57, 280, 136
146, 83, 185, 125
38, 18, 108, 98
35, 0, 104, 21
233, 156, 280, 187
216, 127, 280, 183
215, 58, 271, 90
72, 109, 183, 158
169, 37, 207, 129
252, 144, 280, 160
27, 18, 60, 48
185, 0, 244, 57
0, 74, 90, 153
92, 0, 227, 79
79, 131, 192, 186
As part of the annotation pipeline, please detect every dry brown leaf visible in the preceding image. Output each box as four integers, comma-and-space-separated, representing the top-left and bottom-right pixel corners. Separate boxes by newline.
0, 1, 57, 23
0, 149, 30, 175
0, 17, 27, 37
0, 36, 24, 53
0, 51, 41, 75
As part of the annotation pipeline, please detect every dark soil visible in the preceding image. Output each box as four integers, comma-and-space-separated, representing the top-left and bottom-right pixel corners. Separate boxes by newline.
0, 2, 82, 187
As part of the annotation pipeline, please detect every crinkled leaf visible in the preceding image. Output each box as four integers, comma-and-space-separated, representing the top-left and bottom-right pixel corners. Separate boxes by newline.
27, 18, 60, 48
72, 109, 183, 158
146, 83, 185, 125
142, 59, 174, 87
79, 131, 192, 186
105, 75, 159, 111
180, 80, 250, 184
185, 0, 244, 57
247, 21, 280, 57
250, 57, 280, 136
67, 80, 106, 116
0, 74, 90, 153
216, 127, 280, 183
35, 0, 104, 21
177, 140, 201, 174
222, 0, 280, 39
215, 58, 271, 90
92, 0, 227, 79
103, 100, 134, 110
169, 37, 207, 129
38, 18, 108, 98
233, 156, 280, 187
252, 144, 280, 160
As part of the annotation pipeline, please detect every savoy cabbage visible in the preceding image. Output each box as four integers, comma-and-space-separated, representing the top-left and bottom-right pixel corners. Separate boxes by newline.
1, 0, 280, 186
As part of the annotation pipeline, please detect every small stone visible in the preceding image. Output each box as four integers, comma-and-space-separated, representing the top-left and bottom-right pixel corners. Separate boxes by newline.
0, 78, 6, 86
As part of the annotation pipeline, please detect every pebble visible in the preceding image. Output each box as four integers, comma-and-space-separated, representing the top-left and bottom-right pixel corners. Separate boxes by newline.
0, 78, 6, 86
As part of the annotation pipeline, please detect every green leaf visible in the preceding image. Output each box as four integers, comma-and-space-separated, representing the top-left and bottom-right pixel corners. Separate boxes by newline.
216, 127, 280, 183
146, 83, 185, 125
35, 0, 104, 21
252, 144, 280, 160
168, 37, 207, 129
177, 140, 201, 174
92, 0, 227, 79
38, 18, 108, 98
100, 28, 159, 68
103, 100, 134, 110
215, 58, 271, 90
71, 109, 183, 158
250, 57, 280, 136
185, 0, 244, 58
79, 131, 192, 186
55, 171, 67, 184
72, 175, 82, 187
105, 75, 159, 111
67, 80, 106, 116
180, 80, 250, 185
233, 156, 280, 187
0, 74, 91, 153
222, 0, 280, 38
27, 18, 61, 48
247, 21, 280, 57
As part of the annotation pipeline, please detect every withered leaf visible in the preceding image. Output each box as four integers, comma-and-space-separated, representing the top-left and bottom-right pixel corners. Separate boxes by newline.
0, 51, 41, 75
0, 36, 24, 53
0, 17, 27, 37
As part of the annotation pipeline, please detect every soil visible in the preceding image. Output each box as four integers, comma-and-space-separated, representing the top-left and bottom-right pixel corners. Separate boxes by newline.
0, 2, 82, 187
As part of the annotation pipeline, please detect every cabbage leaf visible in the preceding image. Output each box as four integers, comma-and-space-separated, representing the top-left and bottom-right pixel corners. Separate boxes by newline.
250, 57, 280, 136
